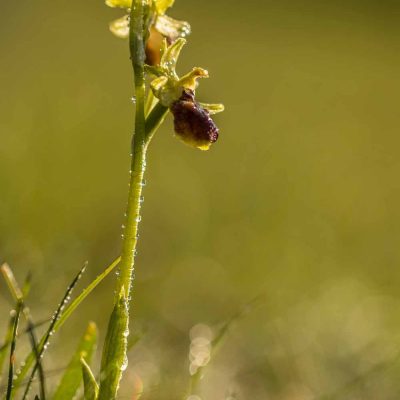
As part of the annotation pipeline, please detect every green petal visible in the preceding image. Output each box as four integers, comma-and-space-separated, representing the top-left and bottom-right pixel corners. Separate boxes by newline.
178, 67, 209, 90
150, 76, 168, 92
109, 16, 129, 39
198, 103, 225, 115
160, 38, 186, 76
105, 0, 131, 8
155, 0, 175, 14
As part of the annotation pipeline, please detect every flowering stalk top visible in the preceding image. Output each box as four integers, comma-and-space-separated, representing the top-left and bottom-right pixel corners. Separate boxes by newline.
105, 0, 224, 150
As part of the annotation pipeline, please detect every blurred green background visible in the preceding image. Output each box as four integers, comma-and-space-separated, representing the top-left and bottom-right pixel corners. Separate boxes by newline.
1, 0, 400, 398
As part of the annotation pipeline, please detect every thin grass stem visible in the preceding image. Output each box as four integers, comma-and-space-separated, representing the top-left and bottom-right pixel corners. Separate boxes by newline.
6, 301, 22, 400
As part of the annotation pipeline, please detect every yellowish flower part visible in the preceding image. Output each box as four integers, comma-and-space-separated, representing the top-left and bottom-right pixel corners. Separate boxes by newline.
105, 0, 131, 8
109, 16, 129, 39
105, 0, 174, 13
155, 0, 175, 14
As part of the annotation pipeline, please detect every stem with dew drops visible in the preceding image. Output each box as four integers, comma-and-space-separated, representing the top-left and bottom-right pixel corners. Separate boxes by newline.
98, 1, 163, 398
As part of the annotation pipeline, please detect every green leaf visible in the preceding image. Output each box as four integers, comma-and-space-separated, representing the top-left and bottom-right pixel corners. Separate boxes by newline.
53, 322, 98, 400
97, 289, 129, 400
81, 358, 99, 400
13, 257, 120, 395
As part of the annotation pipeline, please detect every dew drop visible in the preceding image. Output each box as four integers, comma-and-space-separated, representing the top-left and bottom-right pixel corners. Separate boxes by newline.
121, 355, 129, 371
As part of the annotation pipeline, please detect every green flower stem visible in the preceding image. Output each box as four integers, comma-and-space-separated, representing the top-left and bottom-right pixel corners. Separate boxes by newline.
115, 0, 147, 301
99, 1, 169, 397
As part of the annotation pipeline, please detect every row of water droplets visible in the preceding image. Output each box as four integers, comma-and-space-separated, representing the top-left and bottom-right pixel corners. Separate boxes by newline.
116, 165, 146, 376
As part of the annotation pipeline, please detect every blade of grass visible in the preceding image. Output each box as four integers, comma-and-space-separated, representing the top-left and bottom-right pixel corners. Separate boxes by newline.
20, 263, 87, 400
21, 271, 32, 298
13, 256, 120, 395
1, 264, 46, 399
81, 357, 99, 400
55, 257, 120, 332
5, 301, 22, 400
53, 322, 98, 400
0, 319, 51, 357
0, 313, 16, 380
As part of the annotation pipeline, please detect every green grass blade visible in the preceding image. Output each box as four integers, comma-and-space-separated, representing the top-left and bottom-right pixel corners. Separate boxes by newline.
5, 301, 23, 400
0, 313, 16, 379
0, 319, 50, 359
1, 264, 44, 397
20, 263, 87, 400
25, 321, 46, 400
53, 322, 98, 400
97, 288, 129, 400
54, 257, 120, 333
81, 357, 99, 400
21, 271, 32, 298
1, 264, 47, 399
13, 257, 119, 396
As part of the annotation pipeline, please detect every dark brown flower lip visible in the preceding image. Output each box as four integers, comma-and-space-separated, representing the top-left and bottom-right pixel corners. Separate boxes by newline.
170, 89, 219, 150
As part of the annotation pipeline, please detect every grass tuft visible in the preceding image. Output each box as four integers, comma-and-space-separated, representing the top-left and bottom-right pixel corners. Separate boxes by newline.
20, 262, 87, 399
13, 257, 120, 395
